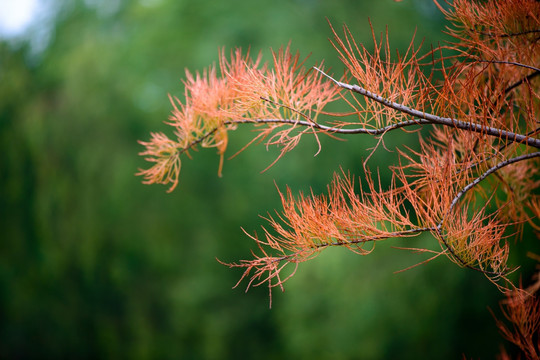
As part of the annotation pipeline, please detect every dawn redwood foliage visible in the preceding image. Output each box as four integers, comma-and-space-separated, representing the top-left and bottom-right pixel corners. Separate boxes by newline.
138, 0, 540, 357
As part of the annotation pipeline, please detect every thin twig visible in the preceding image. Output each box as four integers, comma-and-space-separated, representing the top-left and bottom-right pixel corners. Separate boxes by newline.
446, 151, 540, 215
227, 118, 432, 135
457, 127, 540, 176
476, 29, 540, 39
505, 71, 540, 94
476, 59, 540, 73
179, 127, 219, 155
260, 225, 437, 266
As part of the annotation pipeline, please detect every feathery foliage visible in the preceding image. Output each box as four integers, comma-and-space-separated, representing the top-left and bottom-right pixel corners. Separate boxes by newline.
139, 0, 540, 357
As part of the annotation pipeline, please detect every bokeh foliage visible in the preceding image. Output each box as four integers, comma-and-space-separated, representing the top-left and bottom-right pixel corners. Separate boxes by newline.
0, 0, 516, 358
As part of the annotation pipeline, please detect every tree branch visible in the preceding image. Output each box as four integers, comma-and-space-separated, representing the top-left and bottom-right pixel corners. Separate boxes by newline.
476, 59, 540, 73
432, 151, 540, 276
244, 226, 438, 268
446, 151, 540, 216
226, 117, 432, 135
505, 70, 540, 94
476, 29, 540, 39
313, 67, 540, 149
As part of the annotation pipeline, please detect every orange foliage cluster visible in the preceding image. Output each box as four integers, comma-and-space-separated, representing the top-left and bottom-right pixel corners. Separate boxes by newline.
217, 0, 540, 298
138, 47, 339, 191
139, 0, 540, 356
495, 273, 540, 359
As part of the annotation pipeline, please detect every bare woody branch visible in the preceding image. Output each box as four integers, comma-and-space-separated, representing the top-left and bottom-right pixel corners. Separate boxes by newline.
313, 67, 540, 149
445, 151, 540, 217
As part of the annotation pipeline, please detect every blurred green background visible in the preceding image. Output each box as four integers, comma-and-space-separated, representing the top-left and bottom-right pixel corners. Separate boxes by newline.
0, 0, 523, 358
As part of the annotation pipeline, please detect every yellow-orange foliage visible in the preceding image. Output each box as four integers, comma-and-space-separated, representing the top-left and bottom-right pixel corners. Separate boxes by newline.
139, 0, 540, 357
137, 46, 339, 191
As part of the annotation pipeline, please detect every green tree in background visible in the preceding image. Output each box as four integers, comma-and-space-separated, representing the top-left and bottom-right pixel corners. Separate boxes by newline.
1, 0, 532, 359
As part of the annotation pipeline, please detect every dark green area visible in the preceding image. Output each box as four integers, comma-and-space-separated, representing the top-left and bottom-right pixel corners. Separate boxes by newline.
0, 0, 521, 358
